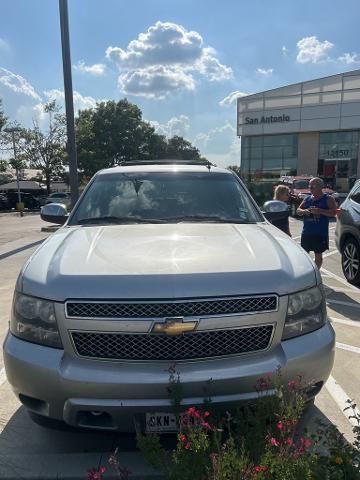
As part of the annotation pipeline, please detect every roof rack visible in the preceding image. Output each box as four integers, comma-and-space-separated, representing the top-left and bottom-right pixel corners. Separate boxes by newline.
119, 159, 215, 170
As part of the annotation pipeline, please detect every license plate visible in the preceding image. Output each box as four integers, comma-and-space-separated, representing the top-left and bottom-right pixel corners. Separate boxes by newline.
145, 412, 178, 433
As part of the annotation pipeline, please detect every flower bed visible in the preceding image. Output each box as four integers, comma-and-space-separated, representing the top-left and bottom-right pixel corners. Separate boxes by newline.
87, 369, 360, 480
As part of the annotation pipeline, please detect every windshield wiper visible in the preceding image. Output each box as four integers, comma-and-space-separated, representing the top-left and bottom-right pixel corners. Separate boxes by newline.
77, 216, 165, 225
162, 215, 253, 224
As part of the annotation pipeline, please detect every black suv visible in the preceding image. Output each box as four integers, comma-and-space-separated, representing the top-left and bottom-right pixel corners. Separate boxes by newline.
0, 192, 40, 211
335, 180, 360, 284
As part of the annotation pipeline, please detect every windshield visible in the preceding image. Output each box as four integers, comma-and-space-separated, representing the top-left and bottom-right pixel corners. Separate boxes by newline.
294, 180, 310, 189
69, 172, 263, 225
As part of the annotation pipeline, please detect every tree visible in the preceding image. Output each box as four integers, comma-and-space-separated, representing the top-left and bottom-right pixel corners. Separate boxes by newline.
20, 101, 67, 194
165, 136, 202, 160
76, 99, 204, 177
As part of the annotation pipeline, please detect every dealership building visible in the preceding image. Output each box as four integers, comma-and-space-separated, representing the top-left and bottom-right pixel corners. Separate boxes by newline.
237, 69, 360, 199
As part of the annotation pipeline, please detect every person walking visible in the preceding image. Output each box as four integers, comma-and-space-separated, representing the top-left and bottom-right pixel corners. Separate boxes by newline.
271, 185, 291, 236
297, 177, 337, 269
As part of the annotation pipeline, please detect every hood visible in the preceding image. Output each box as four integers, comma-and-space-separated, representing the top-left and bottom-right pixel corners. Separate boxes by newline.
21, 224, 316, 301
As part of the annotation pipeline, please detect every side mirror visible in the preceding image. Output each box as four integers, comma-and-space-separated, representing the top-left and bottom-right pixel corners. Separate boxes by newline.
262, 200, 290, 222
41, 203, 68, 225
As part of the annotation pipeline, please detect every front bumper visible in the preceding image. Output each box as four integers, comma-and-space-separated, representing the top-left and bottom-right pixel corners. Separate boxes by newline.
3, 322, 335, 431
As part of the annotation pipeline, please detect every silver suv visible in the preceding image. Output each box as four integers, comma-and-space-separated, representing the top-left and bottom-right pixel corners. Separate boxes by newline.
3, 160, 335, 432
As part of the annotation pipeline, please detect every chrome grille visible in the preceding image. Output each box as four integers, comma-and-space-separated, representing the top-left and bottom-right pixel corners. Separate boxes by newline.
66, 296, 277, 319
71, 325, 274, 361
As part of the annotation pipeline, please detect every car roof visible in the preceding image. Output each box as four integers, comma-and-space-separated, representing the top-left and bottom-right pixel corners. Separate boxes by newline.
97, 163, 232, 176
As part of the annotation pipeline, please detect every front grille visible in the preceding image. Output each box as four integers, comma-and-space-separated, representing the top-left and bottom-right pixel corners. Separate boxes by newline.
71, 325, 274, 361
66, 296, 277, 319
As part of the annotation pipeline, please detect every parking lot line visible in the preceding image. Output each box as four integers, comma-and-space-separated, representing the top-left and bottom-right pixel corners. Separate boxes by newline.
321, 267, 360, 292
336, 342, 360, 354
0, 368, 6, 387
325, 375, 360, 428
331, 317, 360, 327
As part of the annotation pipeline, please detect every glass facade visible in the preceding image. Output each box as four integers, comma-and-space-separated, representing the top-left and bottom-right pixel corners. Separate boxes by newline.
241, 134, 298, 177
241, 134, 298, 203
318, 131, 359, 192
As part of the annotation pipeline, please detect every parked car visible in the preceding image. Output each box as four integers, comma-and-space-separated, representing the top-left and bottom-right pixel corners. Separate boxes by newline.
335, 179, 360, 284
45, 192, 71, 209
279, 176, 337, 216
3, 160, 335, 432
0, 191, 40, 211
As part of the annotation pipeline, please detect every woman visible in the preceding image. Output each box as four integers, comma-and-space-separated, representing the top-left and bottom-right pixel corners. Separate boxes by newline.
270, 185, 291, 236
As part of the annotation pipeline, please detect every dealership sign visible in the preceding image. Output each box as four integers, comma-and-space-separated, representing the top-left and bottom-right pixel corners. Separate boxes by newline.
245, 114, 290, 124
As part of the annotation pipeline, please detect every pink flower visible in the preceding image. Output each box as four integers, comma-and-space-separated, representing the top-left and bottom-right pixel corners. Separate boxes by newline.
180, 434, 187, 443
286, 437, 293, 446
99, 466, 106, 474
186, 406, 200, 418
288, 380, 297, 390
277, 421, 284, 430
304, 438, 312, 447
255, 465, 267, 472
270, 437, 280, 447
203, 411, 210, 418
184, 442, 190, 450
201, 421, 212, 431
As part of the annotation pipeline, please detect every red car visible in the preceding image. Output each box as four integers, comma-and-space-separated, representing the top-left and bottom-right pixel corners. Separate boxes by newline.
279, 176, 336, 217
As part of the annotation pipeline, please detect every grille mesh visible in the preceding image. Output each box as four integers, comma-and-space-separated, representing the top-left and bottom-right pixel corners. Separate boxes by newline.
71, 325, 273, 361
66, 296, 277, 319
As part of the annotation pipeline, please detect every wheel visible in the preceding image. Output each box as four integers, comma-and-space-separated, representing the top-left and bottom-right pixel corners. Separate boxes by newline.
341, 237, 360, 285
290, 202, 297, 217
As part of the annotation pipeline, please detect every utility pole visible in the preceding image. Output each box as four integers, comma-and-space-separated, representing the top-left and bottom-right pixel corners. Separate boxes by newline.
59, 0, 79, 207
4, 127, 23, 217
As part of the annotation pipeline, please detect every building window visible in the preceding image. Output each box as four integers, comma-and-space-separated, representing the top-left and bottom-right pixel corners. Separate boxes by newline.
241, 134, 298, 203
318, 130, 359, 192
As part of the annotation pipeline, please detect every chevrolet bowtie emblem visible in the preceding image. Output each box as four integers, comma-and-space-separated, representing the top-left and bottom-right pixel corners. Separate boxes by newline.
152, 318, 197, 336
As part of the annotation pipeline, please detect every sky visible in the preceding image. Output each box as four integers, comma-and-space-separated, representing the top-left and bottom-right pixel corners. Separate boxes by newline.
0, 0, 360, 167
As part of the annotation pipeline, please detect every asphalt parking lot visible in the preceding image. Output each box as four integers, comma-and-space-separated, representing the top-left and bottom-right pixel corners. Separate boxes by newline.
0, 213, 359, 479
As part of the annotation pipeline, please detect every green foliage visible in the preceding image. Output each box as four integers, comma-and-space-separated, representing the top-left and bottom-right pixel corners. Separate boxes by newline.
19, 101, 66, 194
135, 371, 360, 480
75, 99, 203, 177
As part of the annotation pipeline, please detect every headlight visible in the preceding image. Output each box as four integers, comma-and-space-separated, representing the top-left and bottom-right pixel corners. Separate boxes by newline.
282, 286, 326, 340
10, 293, 62, 348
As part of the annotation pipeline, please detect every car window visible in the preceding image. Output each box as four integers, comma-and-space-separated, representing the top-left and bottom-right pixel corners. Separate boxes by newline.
70, 172, 263, 224
350, 185, 360, 204
294, 180, 309, 189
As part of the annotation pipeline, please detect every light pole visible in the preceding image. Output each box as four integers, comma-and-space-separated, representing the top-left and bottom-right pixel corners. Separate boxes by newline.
4, 126, 23, 217
59, 0, 79, 207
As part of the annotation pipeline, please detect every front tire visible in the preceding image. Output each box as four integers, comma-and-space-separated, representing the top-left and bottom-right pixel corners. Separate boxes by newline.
341, 237, 360, 285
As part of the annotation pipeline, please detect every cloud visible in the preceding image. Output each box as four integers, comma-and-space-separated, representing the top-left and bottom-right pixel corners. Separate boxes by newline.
150, 115, 190, 138
338, 52, 360, 64
219, 90, 248, 107
0, 38, 10, 53
0, 67, 41, 100
282, 45, 289, 56
194, 123, 240, 167
106, 21, 232, 99
194, 122, 236, 153
296, 36, 334, 64
117, 65, 195, 99
256, 67, 273, 76
44, 89, 98, 111
73, 60, 106, 76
